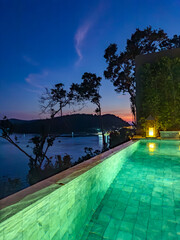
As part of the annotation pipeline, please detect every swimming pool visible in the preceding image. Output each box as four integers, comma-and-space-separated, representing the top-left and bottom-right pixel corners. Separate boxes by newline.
0, 140, 180, 239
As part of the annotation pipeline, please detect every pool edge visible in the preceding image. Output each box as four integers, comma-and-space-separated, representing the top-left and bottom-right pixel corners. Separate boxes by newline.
0, 140, 137, 212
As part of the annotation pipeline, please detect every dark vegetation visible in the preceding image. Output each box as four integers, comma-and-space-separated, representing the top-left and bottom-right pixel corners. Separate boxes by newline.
7, 114, 129, 134
40, 83, 73, 118
138, 56, 180, 132
104, 26, 180, 122
41, 72, 108, 148
0, 116, 57, 189
109, 128, 135, 148
75, 147, 101, 164
70, 73, 107, 147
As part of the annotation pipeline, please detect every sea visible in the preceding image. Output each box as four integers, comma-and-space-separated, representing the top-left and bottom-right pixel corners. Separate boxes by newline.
0, 134, 104, 198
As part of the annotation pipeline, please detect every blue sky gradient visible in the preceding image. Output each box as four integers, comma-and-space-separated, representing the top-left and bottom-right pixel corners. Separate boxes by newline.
0, 0, 180, 121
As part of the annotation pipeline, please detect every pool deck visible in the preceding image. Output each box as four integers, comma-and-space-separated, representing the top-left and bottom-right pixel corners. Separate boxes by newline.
81, 143, 180, 240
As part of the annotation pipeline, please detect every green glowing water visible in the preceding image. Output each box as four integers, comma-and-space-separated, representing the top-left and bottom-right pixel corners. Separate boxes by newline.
81, 140, 180, 240
0, 140, 180, 240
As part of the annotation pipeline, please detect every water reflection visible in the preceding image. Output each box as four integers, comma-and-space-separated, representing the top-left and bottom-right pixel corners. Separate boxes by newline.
98, 133, 109, 148
148, 142, 156, 153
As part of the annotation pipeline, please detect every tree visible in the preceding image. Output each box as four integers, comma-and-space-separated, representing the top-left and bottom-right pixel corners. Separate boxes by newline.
104, 26, 177, 120
0, 116, 72, 185
70, 72, 107, 148
170, 34, 180, 48
40, 83, 73, 118
0, 117, 54, 166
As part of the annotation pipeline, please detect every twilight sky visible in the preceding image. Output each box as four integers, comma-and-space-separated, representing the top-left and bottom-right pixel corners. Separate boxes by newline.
0, 0, 180, 122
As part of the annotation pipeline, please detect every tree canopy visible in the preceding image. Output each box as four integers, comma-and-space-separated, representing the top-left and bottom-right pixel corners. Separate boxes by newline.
104, 26, 180, 117
70, 72, 102, 114
40, 83, 73, 118
70, 72, 107, 147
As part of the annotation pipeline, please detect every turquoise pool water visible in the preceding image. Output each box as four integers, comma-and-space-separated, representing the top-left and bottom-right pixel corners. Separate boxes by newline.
0, 140, 180, 240
81, 140, 180, 240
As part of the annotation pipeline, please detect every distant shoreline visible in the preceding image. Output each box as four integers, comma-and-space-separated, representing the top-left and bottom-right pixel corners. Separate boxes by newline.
3, 114, 129, 134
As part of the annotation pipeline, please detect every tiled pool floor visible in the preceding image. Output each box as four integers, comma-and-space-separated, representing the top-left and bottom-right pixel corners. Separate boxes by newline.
81, 146, 180, 240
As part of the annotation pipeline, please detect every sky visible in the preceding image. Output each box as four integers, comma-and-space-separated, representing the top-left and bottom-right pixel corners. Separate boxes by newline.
0, 0, 180, 122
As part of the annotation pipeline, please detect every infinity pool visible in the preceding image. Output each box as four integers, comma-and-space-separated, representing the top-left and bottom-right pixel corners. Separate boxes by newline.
0, 140, 180, 240
81, 140, 180, 240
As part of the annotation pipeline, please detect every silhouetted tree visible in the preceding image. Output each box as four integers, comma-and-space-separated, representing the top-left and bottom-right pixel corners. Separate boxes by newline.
40, 83, 73, 118
0, 116, 55, 168
0, 116, 72, 185
0, 116, 34, 160
70, 72, 107, 148
76, 147, 101, 164
169, 34, 180, 48
104, 26, 177, 120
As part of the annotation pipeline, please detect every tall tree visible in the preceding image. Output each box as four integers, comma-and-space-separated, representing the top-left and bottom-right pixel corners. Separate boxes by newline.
70, 72, 107, 148
40, 83, 73, 118
104, 26, 173, 121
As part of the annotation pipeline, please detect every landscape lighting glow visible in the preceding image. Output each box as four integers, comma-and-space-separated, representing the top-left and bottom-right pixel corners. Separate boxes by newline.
149, 142, 155, 152
149, 127, 154, 137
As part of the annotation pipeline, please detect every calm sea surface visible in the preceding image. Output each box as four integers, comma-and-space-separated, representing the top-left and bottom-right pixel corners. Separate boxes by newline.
0, 134, 103, 198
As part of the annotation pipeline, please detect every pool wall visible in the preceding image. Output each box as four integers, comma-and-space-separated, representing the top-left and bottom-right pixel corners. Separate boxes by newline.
0, 141, 138, 240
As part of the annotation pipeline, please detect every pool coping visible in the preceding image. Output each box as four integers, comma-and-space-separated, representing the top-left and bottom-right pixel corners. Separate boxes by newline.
0, 140, 136, 213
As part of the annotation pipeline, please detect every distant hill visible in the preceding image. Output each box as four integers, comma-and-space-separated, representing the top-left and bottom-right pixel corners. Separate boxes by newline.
8, 114, 129, 134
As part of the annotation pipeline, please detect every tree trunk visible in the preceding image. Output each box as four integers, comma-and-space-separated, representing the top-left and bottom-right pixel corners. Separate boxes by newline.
128, 86, 136, 122
99, 107, 106, 149
60, 102, 63, 117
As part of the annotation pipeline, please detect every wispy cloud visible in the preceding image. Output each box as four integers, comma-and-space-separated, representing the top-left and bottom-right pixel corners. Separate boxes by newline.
75, 21, 92, 64
24, 68, 74, 93
25, 71, 49, 89
23, 55, 39, 66
74, 1, 107, 65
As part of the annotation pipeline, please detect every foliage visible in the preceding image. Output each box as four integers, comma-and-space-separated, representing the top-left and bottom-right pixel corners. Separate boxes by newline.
0, 117, 57, 168
28, 154, 72, 185
28, 135, 55, 169
75, 147, 101, 164
70, 72, 102, 113
170, 35, 180, 48
70, 72, 107, 148
139, 57, 180, 131
40, 83, 73, 118
104, 26, 179, 116
109, 128, 135, 148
